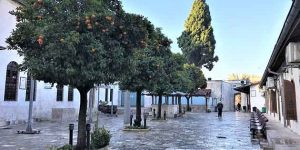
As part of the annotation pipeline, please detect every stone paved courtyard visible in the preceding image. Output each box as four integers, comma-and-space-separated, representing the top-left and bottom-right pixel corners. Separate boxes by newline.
0, 112, 260, 150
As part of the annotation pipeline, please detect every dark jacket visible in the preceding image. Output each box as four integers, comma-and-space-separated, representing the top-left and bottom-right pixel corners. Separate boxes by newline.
217, 102, 223, 110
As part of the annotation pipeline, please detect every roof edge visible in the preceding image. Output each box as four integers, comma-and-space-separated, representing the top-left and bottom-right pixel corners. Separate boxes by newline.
260, 0, 300, 87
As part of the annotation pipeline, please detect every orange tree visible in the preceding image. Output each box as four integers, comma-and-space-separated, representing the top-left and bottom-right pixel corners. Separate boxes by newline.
7, 0, 151, 149
146, 35, 176, 119
119, 28, 173, 125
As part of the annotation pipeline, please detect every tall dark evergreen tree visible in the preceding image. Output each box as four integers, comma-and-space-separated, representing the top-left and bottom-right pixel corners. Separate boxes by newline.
178, 0, 218, 70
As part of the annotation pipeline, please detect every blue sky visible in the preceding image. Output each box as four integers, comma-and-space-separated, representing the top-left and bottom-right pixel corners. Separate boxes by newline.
122, 0, 292, 80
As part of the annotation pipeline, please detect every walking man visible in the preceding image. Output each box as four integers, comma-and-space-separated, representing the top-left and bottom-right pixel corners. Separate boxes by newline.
237, 103, 241, 112
217, 101, 223, 117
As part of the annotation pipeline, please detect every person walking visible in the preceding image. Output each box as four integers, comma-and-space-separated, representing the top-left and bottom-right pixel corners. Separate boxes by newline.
237, 103, 241, 112
217, 101, 223, 118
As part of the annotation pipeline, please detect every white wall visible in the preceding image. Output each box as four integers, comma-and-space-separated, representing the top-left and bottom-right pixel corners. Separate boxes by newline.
221, 81, 235, 111
0, 1, 126, 123
96, 84, 119, 107
0, 0, 18, 47
250, 84, 265, 112
240, 93, 247, 110
207, 80, 221, 100
143, 95, 152, 108
206, 80, 235, 111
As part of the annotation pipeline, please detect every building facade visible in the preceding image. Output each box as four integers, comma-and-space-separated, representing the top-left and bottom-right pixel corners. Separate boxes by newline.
0, 0, 150, 125
206, 80, 237, 111
260, 0, 300, 135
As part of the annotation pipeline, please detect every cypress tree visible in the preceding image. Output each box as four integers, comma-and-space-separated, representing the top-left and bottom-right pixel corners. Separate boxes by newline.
178, 0, 218, 71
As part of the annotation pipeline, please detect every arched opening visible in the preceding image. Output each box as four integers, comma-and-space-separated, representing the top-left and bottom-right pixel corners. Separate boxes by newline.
4, 61, 19, 101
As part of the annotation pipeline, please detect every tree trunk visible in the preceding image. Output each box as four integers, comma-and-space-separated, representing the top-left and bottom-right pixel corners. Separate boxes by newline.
76, 88, 89, 150
151, 95, 154, 105
186, 96, 190, 112
157, 94, 162, 119
205, 97, 208, 112
178, 96, 182, 114
135, 90, 142, 127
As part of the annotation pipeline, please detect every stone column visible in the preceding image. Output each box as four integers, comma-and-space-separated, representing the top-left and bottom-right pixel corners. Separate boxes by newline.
172, 96, 174, 105
166, 96, 168, 105
124, 91, 131, 125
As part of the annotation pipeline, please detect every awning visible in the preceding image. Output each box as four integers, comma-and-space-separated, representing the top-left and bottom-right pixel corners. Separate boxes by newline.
234, 85, 250, 94
142, 89, 211, 97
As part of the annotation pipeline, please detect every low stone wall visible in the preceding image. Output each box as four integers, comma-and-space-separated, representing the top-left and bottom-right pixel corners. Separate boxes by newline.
51, 108, 76, 122
150, 105, 208, 117
151, 105, 178, 118
182, 105, 207, 113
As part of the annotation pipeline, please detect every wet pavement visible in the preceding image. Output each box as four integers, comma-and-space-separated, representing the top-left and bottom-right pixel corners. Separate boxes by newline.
0, 112, 260, 150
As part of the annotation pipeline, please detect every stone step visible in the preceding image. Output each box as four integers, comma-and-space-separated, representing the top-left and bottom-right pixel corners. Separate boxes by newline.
0, 120, 9, 127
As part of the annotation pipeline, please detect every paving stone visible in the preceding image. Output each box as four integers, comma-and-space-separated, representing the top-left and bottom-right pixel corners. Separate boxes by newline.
0, 112, 260, 149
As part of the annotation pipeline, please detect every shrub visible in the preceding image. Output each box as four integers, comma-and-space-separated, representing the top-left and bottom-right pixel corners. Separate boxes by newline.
91, 127, 111, 149
57, 144, 73, 150
100, 101, 108, 106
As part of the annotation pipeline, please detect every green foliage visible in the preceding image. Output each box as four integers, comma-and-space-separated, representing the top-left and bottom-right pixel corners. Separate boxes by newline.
184, 64, 207, 90
57, 144, 73, 150
171, 62, 206, 94
178, 0, 218, 70
7, 0, 152, 148
119, 27, 173, 94
7, 0, 150, 89
91, 127, 111, 149
169, 54, 190, 92
100, 101, 108, 106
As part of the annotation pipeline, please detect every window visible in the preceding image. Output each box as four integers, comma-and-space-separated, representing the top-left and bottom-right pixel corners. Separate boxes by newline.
56, 84, 64, 101
110, 89, 113, 102
25, 76, 36, 101
105, 88, 108, 102
68, 86, 74, 101
251, 90, 256, 97
4, 62, 19, 101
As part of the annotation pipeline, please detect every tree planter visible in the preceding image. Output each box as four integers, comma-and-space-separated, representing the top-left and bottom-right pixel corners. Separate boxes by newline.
123, 126, 151, 132
98, 145, 109, 150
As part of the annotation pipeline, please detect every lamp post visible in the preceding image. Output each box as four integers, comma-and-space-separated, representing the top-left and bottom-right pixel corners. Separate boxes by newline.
17, 77, 40, 134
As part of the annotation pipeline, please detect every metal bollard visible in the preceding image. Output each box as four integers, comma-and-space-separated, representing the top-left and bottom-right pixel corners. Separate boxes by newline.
153, 109, 156, 118
164, 111, 166, 120
86, 124, 91, 150
69, 124, 74, 146
130, 114, 133, 126
143, 113, 147, 129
